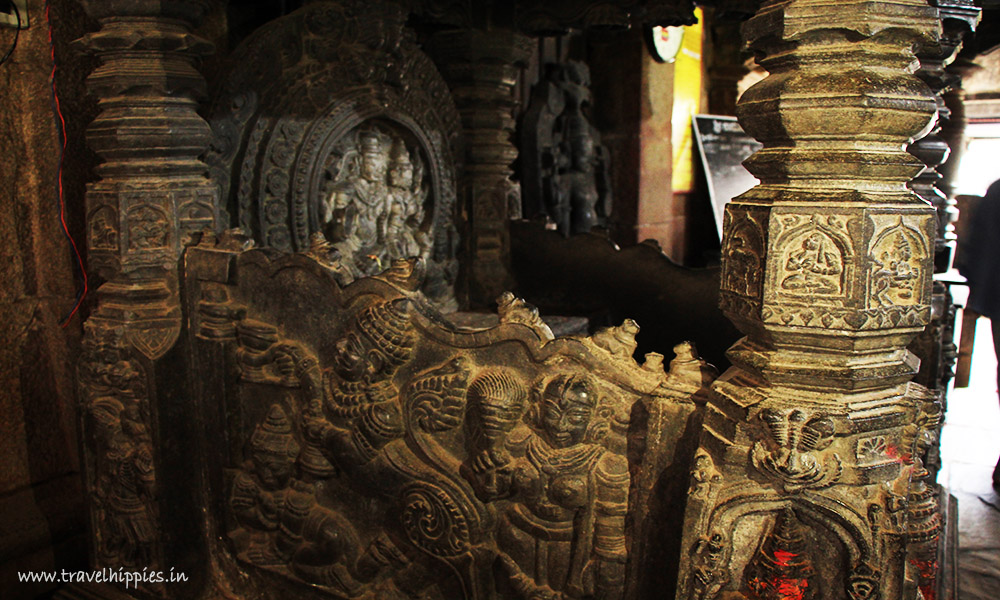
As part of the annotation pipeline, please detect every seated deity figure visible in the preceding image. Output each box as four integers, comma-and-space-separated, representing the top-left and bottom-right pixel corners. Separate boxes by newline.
495, 374, 629, 600
323, 130, 392, 277
230, 404, 301, 565
385, 138, 431, 260
780, 232, 842, 294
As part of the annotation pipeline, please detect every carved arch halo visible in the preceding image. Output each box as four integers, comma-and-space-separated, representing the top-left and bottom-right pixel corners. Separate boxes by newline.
206, 0, 462, 305
696, 490, 878, 596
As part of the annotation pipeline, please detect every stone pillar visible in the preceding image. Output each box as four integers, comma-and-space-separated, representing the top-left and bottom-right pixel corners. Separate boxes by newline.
675, 1, 941, 599
75, 0, 217, 593
425, 30, 533, 307
907, 0, 979, 274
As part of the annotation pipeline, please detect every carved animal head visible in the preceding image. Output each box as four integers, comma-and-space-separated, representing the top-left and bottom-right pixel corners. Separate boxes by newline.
758, 408, 835, 452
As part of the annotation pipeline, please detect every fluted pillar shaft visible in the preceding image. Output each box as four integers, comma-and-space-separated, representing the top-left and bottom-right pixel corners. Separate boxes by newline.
676, 2, 942, 599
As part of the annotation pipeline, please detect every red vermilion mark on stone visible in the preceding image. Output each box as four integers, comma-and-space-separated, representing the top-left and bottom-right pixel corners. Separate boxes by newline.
748, 576, 809, 600
911, 558, 938, 600
774, 549, 797, 567
885, 444, 907, 463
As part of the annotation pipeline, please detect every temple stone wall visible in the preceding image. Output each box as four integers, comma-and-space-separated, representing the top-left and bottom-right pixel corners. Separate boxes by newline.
0, 0, 94, 596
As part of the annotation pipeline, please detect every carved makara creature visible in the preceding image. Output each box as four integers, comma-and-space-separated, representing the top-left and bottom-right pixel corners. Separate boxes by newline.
751, 409, 842, 492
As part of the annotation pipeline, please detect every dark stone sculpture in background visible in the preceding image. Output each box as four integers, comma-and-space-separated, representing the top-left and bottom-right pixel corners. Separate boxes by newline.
320, 127, 434, 280
521, 61, 612, 236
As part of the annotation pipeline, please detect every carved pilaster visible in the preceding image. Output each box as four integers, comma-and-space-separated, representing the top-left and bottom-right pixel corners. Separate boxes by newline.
676, 2, 941, 599
76, 0, 218, 590
425, 30, 533, 307
907, 0, 979, 274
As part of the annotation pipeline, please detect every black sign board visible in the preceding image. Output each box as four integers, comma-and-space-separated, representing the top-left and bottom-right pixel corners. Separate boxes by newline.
692, 114, 762, 239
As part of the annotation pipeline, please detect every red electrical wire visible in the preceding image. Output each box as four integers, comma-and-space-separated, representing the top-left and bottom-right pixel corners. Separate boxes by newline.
46, 0, 88, 327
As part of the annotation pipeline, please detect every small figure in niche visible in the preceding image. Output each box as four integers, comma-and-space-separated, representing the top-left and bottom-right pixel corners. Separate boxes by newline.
781, 232, 842, 294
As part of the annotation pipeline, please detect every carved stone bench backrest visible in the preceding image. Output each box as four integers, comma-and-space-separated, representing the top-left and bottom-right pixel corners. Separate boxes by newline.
183, 238, 716, 600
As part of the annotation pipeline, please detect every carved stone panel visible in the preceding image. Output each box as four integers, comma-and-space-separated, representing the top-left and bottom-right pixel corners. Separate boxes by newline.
207, 0, 462, 308
185, 241, 716, 599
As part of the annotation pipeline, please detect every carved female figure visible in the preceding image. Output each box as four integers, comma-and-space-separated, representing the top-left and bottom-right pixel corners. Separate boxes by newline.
496, 374, 628, 600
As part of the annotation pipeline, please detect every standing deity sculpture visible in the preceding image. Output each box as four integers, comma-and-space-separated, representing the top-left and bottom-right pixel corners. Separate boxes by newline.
321, 127, 436, 281
521, 62, 612, 236
386, 138, 432, 261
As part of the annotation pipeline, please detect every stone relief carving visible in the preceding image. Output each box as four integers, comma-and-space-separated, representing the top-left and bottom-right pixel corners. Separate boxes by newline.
77, 322, 161, 588
127, 205, 170, 251
688, 532, 730, 600
89, 205, 120, 252
319, 126, 434, 280
772, 214, 852, 301
521, 61, 612, 236
207, 0, 461, 308
183, 237, 715, 599
720, 208, 765, 299
741, 508, 816, 600
869, 218, 927, 308
750, 409, 842, 493
779, 230, 844, 294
